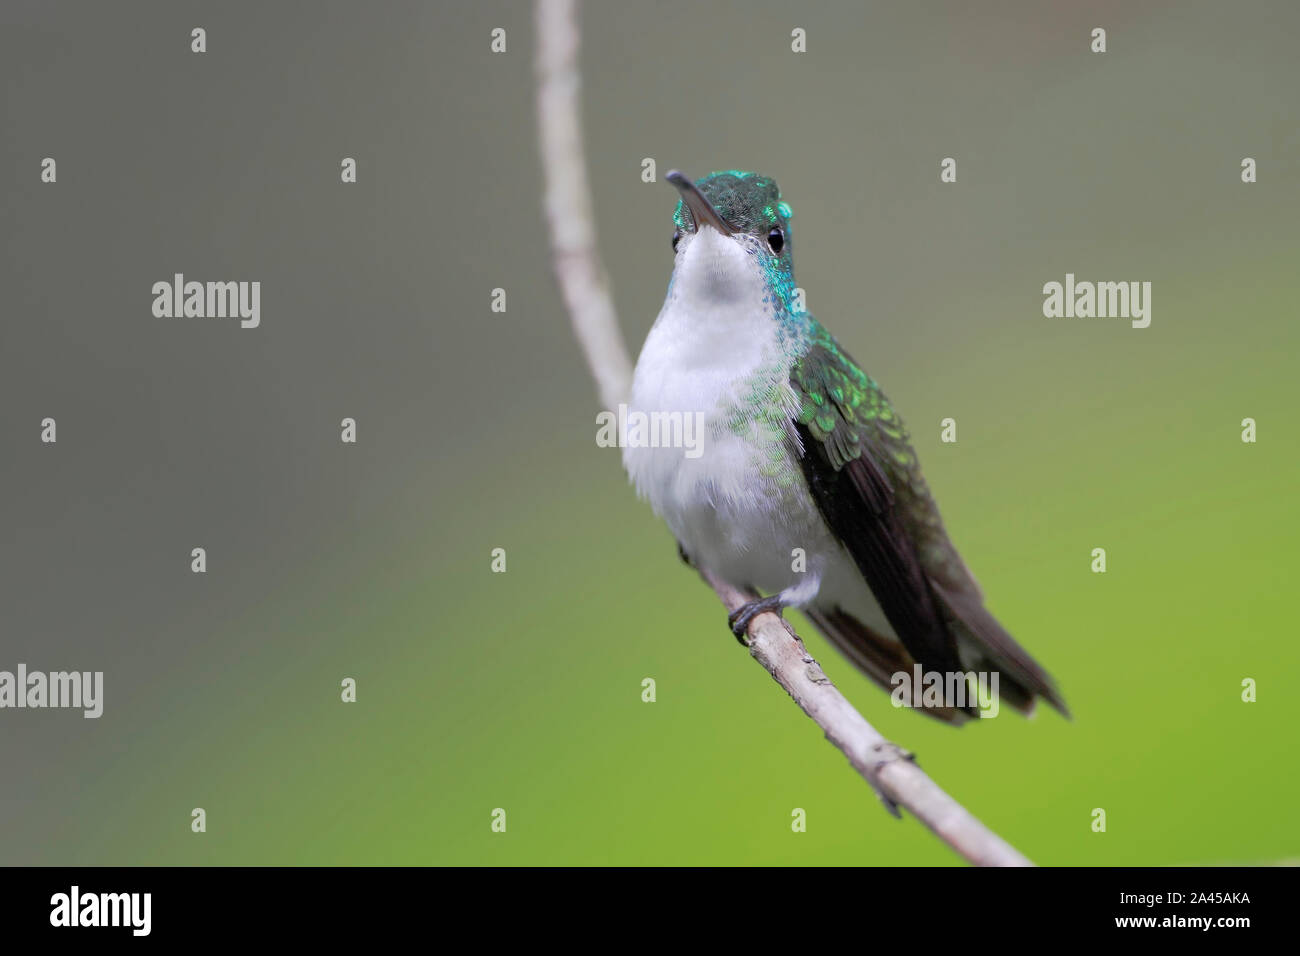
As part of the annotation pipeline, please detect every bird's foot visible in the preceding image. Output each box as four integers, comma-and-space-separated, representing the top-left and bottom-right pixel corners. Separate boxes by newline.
676, 541, 694, 568
728, 595, 786, 645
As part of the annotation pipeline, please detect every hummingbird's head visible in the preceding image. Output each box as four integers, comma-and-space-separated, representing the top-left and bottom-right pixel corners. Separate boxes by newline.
665, 170, 799, 312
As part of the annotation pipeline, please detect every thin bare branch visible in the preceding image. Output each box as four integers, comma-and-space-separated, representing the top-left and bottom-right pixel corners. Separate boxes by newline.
535, 0, 632, 411
702, 571, 1032, 866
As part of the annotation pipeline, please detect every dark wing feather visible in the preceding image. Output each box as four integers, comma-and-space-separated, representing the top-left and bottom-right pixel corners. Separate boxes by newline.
794, 419, 965, 679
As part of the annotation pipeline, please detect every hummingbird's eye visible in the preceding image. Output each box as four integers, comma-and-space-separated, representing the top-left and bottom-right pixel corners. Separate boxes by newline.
672, 230, 681, 252
767, 227, 785, 254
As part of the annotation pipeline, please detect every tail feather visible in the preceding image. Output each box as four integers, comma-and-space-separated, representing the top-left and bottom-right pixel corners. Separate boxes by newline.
929, 578, 1071, 719
805, 606, 974, 725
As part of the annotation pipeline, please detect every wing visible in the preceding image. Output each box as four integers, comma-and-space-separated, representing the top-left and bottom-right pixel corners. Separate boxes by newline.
790, 334, 966, 679
790, 327, 1068, 717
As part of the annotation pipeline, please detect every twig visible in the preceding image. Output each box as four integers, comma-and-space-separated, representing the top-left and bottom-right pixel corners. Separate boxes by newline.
703, 571, 1032, 866
535, 0, 632, 411
534, 0, 1034, 867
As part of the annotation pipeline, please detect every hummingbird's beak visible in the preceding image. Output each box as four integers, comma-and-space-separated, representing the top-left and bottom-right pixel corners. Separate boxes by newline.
666, 170, 734, 237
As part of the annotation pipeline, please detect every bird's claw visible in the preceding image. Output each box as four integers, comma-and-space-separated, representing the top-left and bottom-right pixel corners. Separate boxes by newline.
727, 595, 786, 645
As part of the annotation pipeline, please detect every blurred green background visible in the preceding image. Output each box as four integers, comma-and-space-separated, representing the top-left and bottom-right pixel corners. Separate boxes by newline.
1, 1, 1296, 865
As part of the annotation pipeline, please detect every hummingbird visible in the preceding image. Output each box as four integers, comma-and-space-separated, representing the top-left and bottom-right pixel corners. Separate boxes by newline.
623, 170, 1067, 723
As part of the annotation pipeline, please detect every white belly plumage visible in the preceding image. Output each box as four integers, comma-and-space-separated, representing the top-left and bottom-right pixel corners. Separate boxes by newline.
627, 416, 833, 597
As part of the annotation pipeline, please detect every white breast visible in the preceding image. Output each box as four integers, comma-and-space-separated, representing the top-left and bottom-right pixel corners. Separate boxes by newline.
623, 228, 832, 595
